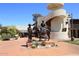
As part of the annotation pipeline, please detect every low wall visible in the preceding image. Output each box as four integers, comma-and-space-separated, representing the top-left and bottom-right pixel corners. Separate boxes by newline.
50, 32, 70, 40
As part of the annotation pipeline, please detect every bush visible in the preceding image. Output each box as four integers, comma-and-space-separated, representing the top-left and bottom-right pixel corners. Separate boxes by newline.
0, 26, 19, 41
1, 33, 11, 41
0, 35, 2, 40
7, 26, 19, 38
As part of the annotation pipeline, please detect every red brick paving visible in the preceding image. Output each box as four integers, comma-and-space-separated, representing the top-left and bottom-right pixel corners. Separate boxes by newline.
0, 37, 79, 56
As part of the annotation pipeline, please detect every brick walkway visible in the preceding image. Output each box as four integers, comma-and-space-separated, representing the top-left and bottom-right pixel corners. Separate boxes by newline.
0, 37, 79, 56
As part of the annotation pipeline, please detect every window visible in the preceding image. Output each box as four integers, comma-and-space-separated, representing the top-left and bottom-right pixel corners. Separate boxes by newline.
62, 28, 67, 32
66, 22, 68, 24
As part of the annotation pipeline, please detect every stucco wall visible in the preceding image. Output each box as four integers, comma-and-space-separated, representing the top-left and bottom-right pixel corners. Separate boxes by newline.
50, 15, 69, 40
50, 32, 70, 40
51, 16, 64, 32
36, 8, 69, 40
45, 9, 67, 23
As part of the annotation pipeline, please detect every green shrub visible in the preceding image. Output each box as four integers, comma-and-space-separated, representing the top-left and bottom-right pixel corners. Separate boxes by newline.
0, 35, 2, 40
0, 26, 19, 40
1, 33, 11, 40
65, 40, 79, 45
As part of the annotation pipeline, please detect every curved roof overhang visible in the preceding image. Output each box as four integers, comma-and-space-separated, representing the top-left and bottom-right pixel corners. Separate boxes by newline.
44, 9, 67, 23
46, 15, 66, 24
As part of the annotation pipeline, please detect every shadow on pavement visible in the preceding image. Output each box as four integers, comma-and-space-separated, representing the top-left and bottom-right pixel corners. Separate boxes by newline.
21, 45, 27, 47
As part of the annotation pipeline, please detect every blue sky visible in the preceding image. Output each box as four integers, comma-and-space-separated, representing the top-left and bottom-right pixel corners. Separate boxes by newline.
0, 3, 79, 26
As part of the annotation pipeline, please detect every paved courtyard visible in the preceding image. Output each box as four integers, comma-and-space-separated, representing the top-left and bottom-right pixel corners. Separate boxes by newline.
0, 37, 79, 56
